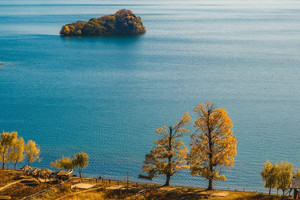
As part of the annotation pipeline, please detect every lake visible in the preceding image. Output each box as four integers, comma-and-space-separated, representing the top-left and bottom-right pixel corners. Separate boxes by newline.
0, 0, 299, 192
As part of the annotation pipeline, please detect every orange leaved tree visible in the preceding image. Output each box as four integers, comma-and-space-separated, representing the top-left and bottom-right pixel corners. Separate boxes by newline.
189, 101, 237, 190
142, 112, 192, 186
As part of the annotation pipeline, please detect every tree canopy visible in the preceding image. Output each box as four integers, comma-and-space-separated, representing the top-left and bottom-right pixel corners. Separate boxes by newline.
261, 161, 279, 195
51, 156, 74, 171
1, 131, 39, 170
73, 152, 89, 178
277, 161, 294, 195
9, 137, 25, 170
0, 131, 17, 169
25, 140, 40, 166
189, 101, 237, 190
294, 169, 300, 178
142, 112, 192, 186
261, 160, 296, 195
51, 152, 89, 178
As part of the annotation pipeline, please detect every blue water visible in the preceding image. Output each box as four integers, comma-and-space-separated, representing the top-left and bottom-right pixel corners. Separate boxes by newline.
0, 0, 299, 192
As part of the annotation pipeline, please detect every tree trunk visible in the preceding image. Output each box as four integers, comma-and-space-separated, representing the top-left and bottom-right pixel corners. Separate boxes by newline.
164, 127, 173, 187
294, 189, 298, 200
79, 168, 82, 179
207, 110, 214, 191
14, 163, 17, 170
2, 155, 5, 170
165, 174, 170, 186
6, 163, 8, 169
269, 187, 271, 195
207, 179, 213, 190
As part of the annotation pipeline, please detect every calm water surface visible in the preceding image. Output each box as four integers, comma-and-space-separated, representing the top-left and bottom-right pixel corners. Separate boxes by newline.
0, 0, 299, 192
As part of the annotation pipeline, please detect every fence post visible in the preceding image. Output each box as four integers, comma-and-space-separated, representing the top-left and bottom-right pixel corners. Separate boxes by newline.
127, 172, 129, 191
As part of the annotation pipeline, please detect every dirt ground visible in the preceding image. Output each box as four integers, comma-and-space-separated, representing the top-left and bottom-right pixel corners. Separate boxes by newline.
0, 170, 53, 200
0, 170, 294, 200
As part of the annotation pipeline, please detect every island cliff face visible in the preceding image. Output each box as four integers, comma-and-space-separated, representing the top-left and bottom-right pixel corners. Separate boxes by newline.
60, 9, 146, 37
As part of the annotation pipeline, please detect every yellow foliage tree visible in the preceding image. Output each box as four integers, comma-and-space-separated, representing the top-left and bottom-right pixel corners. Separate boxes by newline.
0, 131, 17, 169
73, 152, 89, 178
142, 112, 192, 186
261, 161, 279, 195
25, 140, 40, 166
0, 145, 5, 169
51, 156, 74, 171
9, 137, 25, 170
294, 169, 300, 178
277, 161, 294, 195
189, 101, 237, 190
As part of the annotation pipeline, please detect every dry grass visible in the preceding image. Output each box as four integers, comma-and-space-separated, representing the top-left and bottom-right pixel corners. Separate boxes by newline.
63, 192, 105, 200
0, 170, 55, 199
60, 188, 293, 200
0, 170, 22, 187
0, 170, 294, 200
0, 181, 52, 199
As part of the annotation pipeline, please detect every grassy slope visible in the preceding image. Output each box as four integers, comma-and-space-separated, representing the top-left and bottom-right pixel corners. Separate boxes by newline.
0, 170, 293, 200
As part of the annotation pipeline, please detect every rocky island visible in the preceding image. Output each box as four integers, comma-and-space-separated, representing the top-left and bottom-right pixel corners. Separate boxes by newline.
59, 9, 146, 37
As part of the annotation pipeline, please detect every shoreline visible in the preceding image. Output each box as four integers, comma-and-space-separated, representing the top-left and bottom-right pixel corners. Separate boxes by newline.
0, 169, 293, 200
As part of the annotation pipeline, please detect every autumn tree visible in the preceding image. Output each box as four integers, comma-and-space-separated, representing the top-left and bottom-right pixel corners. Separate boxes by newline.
73, 152, 89, 178
25, 140, 40, 166
294, 169, 300, 178
0, 131, 17, 169
142, 112, 192, 186
0, 145, 5, 169
51, 156, 74, 171
9, 137, 25, 170
261, 161, 279, 195
277, 161, 294, 195
189, 101, 237, 190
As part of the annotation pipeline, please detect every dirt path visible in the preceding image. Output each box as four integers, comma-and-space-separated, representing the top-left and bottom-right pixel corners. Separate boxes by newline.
0, 180, 22, 192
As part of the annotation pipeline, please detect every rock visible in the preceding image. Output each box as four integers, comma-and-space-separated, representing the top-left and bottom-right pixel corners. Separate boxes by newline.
60, 9, 146, 37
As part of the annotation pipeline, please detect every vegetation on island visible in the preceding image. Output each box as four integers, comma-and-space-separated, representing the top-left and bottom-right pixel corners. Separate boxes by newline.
59, 9, 146, 37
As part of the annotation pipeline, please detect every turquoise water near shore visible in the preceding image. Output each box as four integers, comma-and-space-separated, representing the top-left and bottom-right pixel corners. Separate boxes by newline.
0, 0, 299, 192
